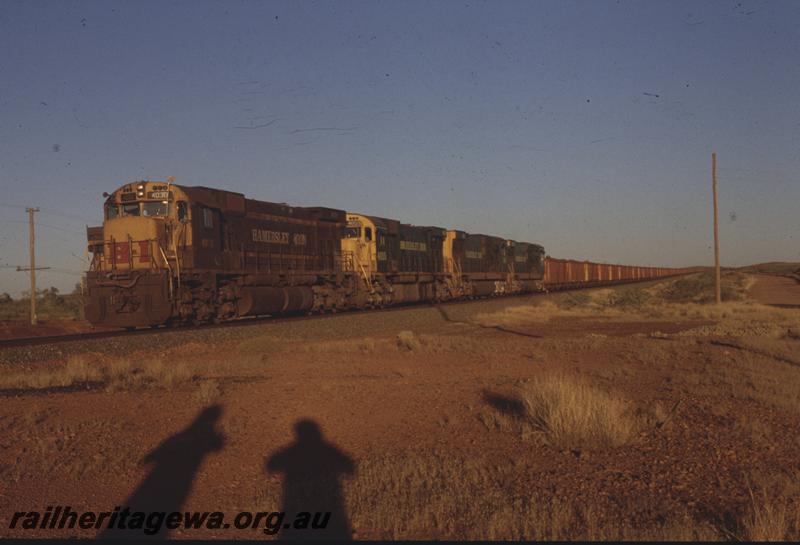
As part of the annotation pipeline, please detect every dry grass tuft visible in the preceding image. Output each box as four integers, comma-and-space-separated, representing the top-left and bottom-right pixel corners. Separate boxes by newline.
0, 355, 196, 393
745, 487, 790, 541
357, 338, 376, 353
0, 355, 103, 391
740, 473, 800, 541
104, 359, 194, 391
521, 374, 639, 448
482, 377, 643, 449
296, 337, 382, 354
194, 379, 222, 404
143, 359, 193, 387
396, 330, 422, 352
63, 355, 103, 383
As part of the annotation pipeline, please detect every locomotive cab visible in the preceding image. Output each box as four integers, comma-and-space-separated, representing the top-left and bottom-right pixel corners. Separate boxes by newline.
341, 214, 396, 275
96, 181, 191, 272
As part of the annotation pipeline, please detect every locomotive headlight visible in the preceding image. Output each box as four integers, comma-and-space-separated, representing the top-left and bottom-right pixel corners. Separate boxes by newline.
137, 184, 144, 190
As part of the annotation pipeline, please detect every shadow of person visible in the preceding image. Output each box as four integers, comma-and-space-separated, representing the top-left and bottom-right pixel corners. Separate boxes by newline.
99, 404, 225, 540
266, 419, 355, 540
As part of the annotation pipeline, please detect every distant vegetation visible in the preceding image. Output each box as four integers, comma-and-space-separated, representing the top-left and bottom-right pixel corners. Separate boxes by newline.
739, 262, 800, 280
660, 271, 749, 303
0, 285, 84, 321
543, 271, 751, 311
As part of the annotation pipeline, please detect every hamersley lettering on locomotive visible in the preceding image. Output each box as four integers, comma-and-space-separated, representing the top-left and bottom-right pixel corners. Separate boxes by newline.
399, 240, 427, 252
251, 229, 307, 246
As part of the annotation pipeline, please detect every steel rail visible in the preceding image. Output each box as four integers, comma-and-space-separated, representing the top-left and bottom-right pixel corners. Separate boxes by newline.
0, 275, 688, 349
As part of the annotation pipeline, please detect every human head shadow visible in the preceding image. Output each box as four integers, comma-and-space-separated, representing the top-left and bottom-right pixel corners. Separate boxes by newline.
99, 404, 225, 540
265, 419, 356, 540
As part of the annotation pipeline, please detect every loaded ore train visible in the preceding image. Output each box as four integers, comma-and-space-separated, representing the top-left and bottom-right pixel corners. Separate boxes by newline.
84, 180, 696, 328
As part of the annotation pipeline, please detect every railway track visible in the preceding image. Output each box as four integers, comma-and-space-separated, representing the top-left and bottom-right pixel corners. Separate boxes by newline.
0, 276, 689, 350
0, 292, 536, 349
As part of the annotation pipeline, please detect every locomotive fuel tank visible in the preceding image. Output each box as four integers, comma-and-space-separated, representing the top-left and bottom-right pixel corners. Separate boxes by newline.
237, 286, 314, 316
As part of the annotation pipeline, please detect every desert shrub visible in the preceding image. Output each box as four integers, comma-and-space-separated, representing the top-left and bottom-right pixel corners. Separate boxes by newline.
521, 374, 638, 448
662, 272, 746, 303
609, 288, 651, 309
556, 292, 592, 309
0, 288, 84, 321
662, 274, 714, 302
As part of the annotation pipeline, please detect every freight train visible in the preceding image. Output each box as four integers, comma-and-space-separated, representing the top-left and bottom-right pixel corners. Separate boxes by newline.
84, 180, 696, 328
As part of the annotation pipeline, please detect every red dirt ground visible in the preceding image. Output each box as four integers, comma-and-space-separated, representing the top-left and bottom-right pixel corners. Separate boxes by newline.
1, 277, 799, 540
0, 319, 114, 341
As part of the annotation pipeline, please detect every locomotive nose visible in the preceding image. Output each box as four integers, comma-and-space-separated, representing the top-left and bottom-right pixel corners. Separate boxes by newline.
103, 216, 165, 269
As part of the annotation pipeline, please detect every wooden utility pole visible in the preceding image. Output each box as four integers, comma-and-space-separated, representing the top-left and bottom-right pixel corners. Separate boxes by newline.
15, 208, 50, 325
712, 153, 721, 304
25, 208, 39, 325
27, 207, 39, 324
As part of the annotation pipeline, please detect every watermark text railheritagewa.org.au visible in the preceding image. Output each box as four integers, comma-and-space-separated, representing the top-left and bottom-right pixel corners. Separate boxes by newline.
9, 506, 332, 536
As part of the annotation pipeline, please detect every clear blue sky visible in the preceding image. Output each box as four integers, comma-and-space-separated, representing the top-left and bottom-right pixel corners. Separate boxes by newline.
1, 0, 798, 296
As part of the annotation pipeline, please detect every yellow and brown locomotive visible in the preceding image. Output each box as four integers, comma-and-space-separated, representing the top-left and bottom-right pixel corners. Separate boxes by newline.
85, 179, 691, 328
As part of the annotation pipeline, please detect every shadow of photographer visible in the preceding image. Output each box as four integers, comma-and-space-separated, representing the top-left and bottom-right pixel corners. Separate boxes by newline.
266, 419, 356, 540
99, 404, 225, 539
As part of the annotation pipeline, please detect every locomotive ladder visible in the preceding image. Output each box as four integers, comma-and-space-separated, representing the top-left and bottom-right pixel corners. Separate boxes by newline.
339, 251, 374, 294
506, 260, 519, 293
446, 258, 464, 296
353, 252, 374, 293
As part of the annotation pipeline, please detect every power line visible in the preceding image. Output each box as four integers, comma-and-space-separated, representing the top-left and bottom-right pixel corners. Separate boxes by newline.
38, 268, 84, 276
2, 263, 87, 276
0, 203, 98, 224
0, 219, 85, 237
